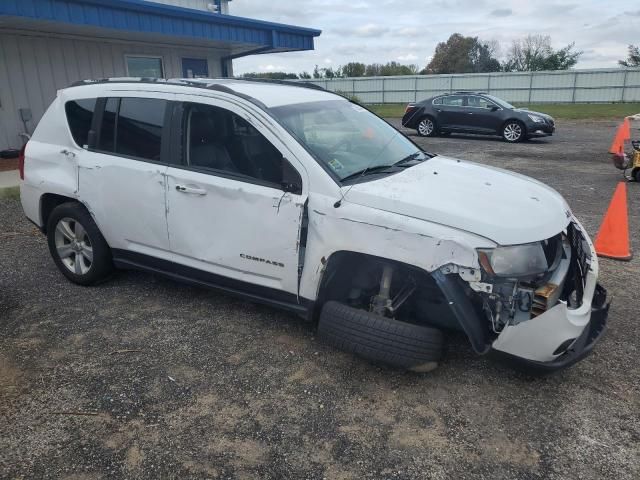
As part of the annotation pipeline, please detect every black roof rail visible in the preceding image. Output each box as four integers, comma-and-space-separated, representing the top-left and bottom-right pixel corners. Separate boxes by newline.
233, 77, 326, 91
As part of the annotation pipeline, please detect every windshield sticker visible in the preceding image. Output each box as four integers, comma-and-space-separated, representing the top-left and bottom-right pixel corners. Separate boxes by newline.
328, 158, 344, 171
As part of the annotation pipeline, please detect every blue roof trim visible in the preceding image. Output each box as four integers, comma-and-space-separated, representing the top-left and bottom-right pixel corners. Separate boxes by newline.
0, 0, 321, 52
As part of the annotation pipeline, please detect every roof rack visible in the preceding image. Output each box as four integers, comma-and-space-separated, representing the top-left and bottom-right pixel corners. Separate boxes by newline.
451, 91, 488, 95
68, 76, 326, 92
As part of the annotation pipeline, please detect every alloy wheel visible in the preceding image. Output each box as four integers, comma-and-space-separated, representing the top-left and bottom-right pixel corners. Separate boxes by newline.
54, 217, 93, 275
503, 123, 522, 142
418, 118, 434, 136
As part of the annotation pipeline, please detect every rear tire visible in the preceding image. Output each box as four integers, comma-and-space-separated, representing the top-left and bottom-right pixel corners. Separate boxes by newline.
46, 202, 113, 286
502, 121, 525, 143
416, 116, 437, 137
318, 301, 444, 372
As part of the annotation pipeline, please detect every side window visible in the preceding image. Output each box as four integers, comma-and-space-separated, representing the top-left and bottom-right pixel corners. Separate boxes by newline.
96, 97, 167, 162
116, 98, 166, 161
432, 97, 443, 105
441, 95, 464, 106
65, 98, 97, 147
184, 103, 302, 192
467, 96, 493, 108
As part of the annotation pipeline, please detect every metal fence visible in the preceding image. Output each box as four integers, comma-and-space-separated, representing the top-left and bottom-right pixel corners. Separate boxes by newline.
305, 68, 640, 104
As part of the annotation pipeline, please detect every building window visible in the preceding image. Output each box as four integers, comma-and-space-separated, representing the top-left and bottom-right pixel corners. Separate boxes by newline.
125, 56, 164, 78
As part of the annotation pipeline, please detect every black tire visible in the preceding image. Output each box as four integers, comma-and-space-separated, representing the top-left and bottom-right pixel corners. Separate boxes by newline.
46, 202, 113, 286
502, 120, 525, 143
416, 116, 437, 137
318, 301, 444, 372
633, 168, 640, 183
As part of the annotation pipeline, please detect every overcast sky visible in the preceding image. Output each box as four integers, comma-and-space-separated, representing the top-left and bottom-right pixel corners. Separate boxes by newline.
231, 0, 640, 75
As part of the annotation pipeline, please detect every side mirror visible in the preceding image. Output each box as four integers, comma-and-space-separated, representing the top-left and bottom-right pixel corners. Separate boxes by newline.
86, 130, 97, 149
488, 105, 499, 112
281, 159, 302, 194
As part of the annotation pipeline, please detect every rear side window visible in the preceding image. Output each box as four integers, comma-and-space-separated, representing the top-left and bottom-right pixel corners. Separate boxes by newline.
65, 98, 97, 147
441, 95, 464, 106
96, 97, 167, 162
116, 98, 166, 161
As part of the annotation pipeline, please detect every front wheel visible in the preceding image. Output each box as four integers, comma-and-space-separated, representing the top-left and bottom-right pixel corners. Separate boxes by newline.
502, 121, 525, 143
318, 301, 444, 372
47, 202, 113, 285
416, 117, 437, 137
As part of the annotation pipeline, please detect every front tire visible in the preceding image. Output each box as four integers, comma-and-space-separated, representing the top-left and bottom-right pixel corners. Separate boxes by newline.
47, 202, 113, 286
318, 301, 444, 372
416, 116, 437, 137
502, 121, 525, 143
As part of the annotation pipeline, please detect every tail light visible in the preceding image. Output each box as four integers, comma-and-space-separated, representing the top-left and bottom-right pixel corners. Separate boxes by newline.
18, 142, 27, 180
404, 104, 416, 114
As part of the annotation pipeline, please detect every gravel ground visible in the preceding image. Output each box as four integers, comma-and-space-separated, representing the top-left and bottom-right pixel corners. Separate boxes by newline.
1, 120, 639, 479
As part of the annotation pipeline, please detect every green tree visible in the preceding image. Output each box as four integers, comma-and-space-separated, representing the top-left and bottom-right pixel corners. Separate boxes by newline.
241, 72, 298, 80
619, 45, 640, 67
426, 33, 501, 74
502, 35, 582, 71
298, 71, 312, 79
342, 62, 366, 77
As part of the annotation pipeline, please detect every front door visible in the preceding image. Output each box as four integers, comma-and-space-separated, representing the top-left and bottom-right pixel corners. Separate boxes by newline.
78, 95, 171, 256
182, 58, 209, 78
165, 97, 307, 296
464, 95, 503, 133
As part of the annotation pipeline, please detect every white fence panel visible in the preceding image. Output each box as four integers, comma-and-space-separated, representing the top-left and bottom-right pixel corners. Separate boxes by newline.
308, 68, 640, 104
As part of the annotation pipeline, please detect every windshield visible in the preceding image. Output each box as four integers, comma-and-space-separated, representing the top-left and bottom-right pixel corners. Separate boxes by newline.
484, 95, 515, 109
271, 100, 421, 181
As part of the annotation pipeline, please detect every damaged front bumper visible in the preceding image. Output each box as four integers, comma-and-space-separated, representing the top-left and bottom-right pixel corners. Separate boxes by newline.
434, 219, 609, 372
491, 284, 610, 373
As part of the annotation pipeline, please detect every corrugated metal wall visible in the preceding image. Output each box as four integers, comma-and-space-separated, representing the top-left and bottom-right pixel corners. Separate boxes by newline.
147, 0, 230, 14
0, 31, 225, 151
309, 68, 640, 105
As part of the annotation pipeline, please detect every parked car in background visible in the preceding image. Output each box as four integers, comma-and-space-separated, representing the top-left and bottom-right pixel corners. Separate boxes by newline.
403, 92, 555, 142
19, 78, 606, 374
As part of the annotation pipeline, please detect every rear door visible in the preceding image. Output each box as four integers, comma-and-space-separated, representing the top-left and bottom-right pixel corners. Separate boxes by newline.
164, 95, 308, 296
77, 94, 172, 256
436, 95, 467, 130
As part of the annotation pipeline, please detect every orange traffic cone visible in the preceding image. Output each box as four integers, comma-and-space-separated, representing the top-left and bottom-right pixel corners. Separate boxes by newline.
594, 182, 632, 261
609, 118, 631, 155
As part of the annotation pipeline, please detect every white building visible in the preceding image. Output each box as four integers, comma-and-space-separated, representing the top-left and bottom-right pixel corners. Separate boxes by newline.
0, 0, 320, 152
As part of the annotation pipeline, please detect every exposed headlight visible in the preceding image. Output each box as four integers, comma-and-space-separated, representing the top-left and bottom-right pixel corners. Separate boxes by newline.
477, 243, 549, 277
528, 114, 544, 123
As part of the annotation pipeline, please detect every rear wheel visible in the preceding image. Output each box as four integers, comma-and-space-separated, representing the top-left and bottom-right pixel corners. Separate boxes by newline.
417, 117, 437, 137
318, 301, 444, 372
47, 202, 113, 285
502, 121, 525, 143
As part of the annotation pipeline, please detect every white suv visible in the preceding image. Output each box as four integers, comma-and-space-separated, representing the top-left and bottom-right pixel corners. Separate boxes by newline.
19, 78, 608, 373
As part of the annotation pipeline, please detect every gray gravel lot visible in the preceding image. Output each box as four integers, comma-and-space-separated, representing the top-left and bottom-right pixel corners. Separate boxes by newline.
1, 119, 639, 479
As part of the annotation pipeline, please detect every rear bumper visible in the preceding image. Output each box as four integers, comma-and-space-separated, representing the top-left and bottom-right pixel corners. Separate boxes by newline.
492, 283, 609, 373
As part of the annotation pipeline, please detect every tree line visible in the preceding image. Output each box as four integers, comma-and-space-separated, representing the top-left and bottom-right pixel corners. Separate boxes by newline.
241, 34, 640, 80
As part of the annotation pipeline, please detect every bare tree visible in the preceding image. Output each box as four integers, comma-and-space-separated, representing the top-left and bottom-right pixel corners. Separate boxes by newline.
619, 45, 640, 67
503, 35, 581, 71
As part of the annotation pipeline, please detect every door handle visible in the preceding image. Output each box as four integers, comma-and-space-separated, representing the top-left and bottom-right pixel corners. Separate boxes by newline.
435, 108, 442, 113
467, 112, 474, 115
60, 149, 76, 158
175, 185, 207, 195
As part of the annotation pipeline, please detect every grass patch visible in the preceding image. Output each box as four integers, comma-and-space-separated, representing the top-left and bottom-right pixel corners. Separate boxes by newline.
368, 102, 640, 119
0, 186, 19, 199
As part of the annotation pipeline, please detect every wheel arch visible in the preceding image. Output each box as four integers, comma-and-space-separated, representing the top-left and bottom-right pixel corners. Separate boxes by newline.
312, 249, 490, 354
39, 193, 79, 233
502, 118, 527, 135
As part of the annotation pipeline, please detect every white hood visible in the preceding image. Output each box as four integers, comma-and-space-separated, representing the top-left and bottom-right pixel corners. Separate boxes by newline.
343, 156, 571, 245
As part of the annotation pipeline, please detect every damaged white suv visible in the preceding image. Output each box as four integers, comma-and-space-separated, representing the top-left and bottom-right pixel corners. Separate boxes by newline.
20, 78, 609, 373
